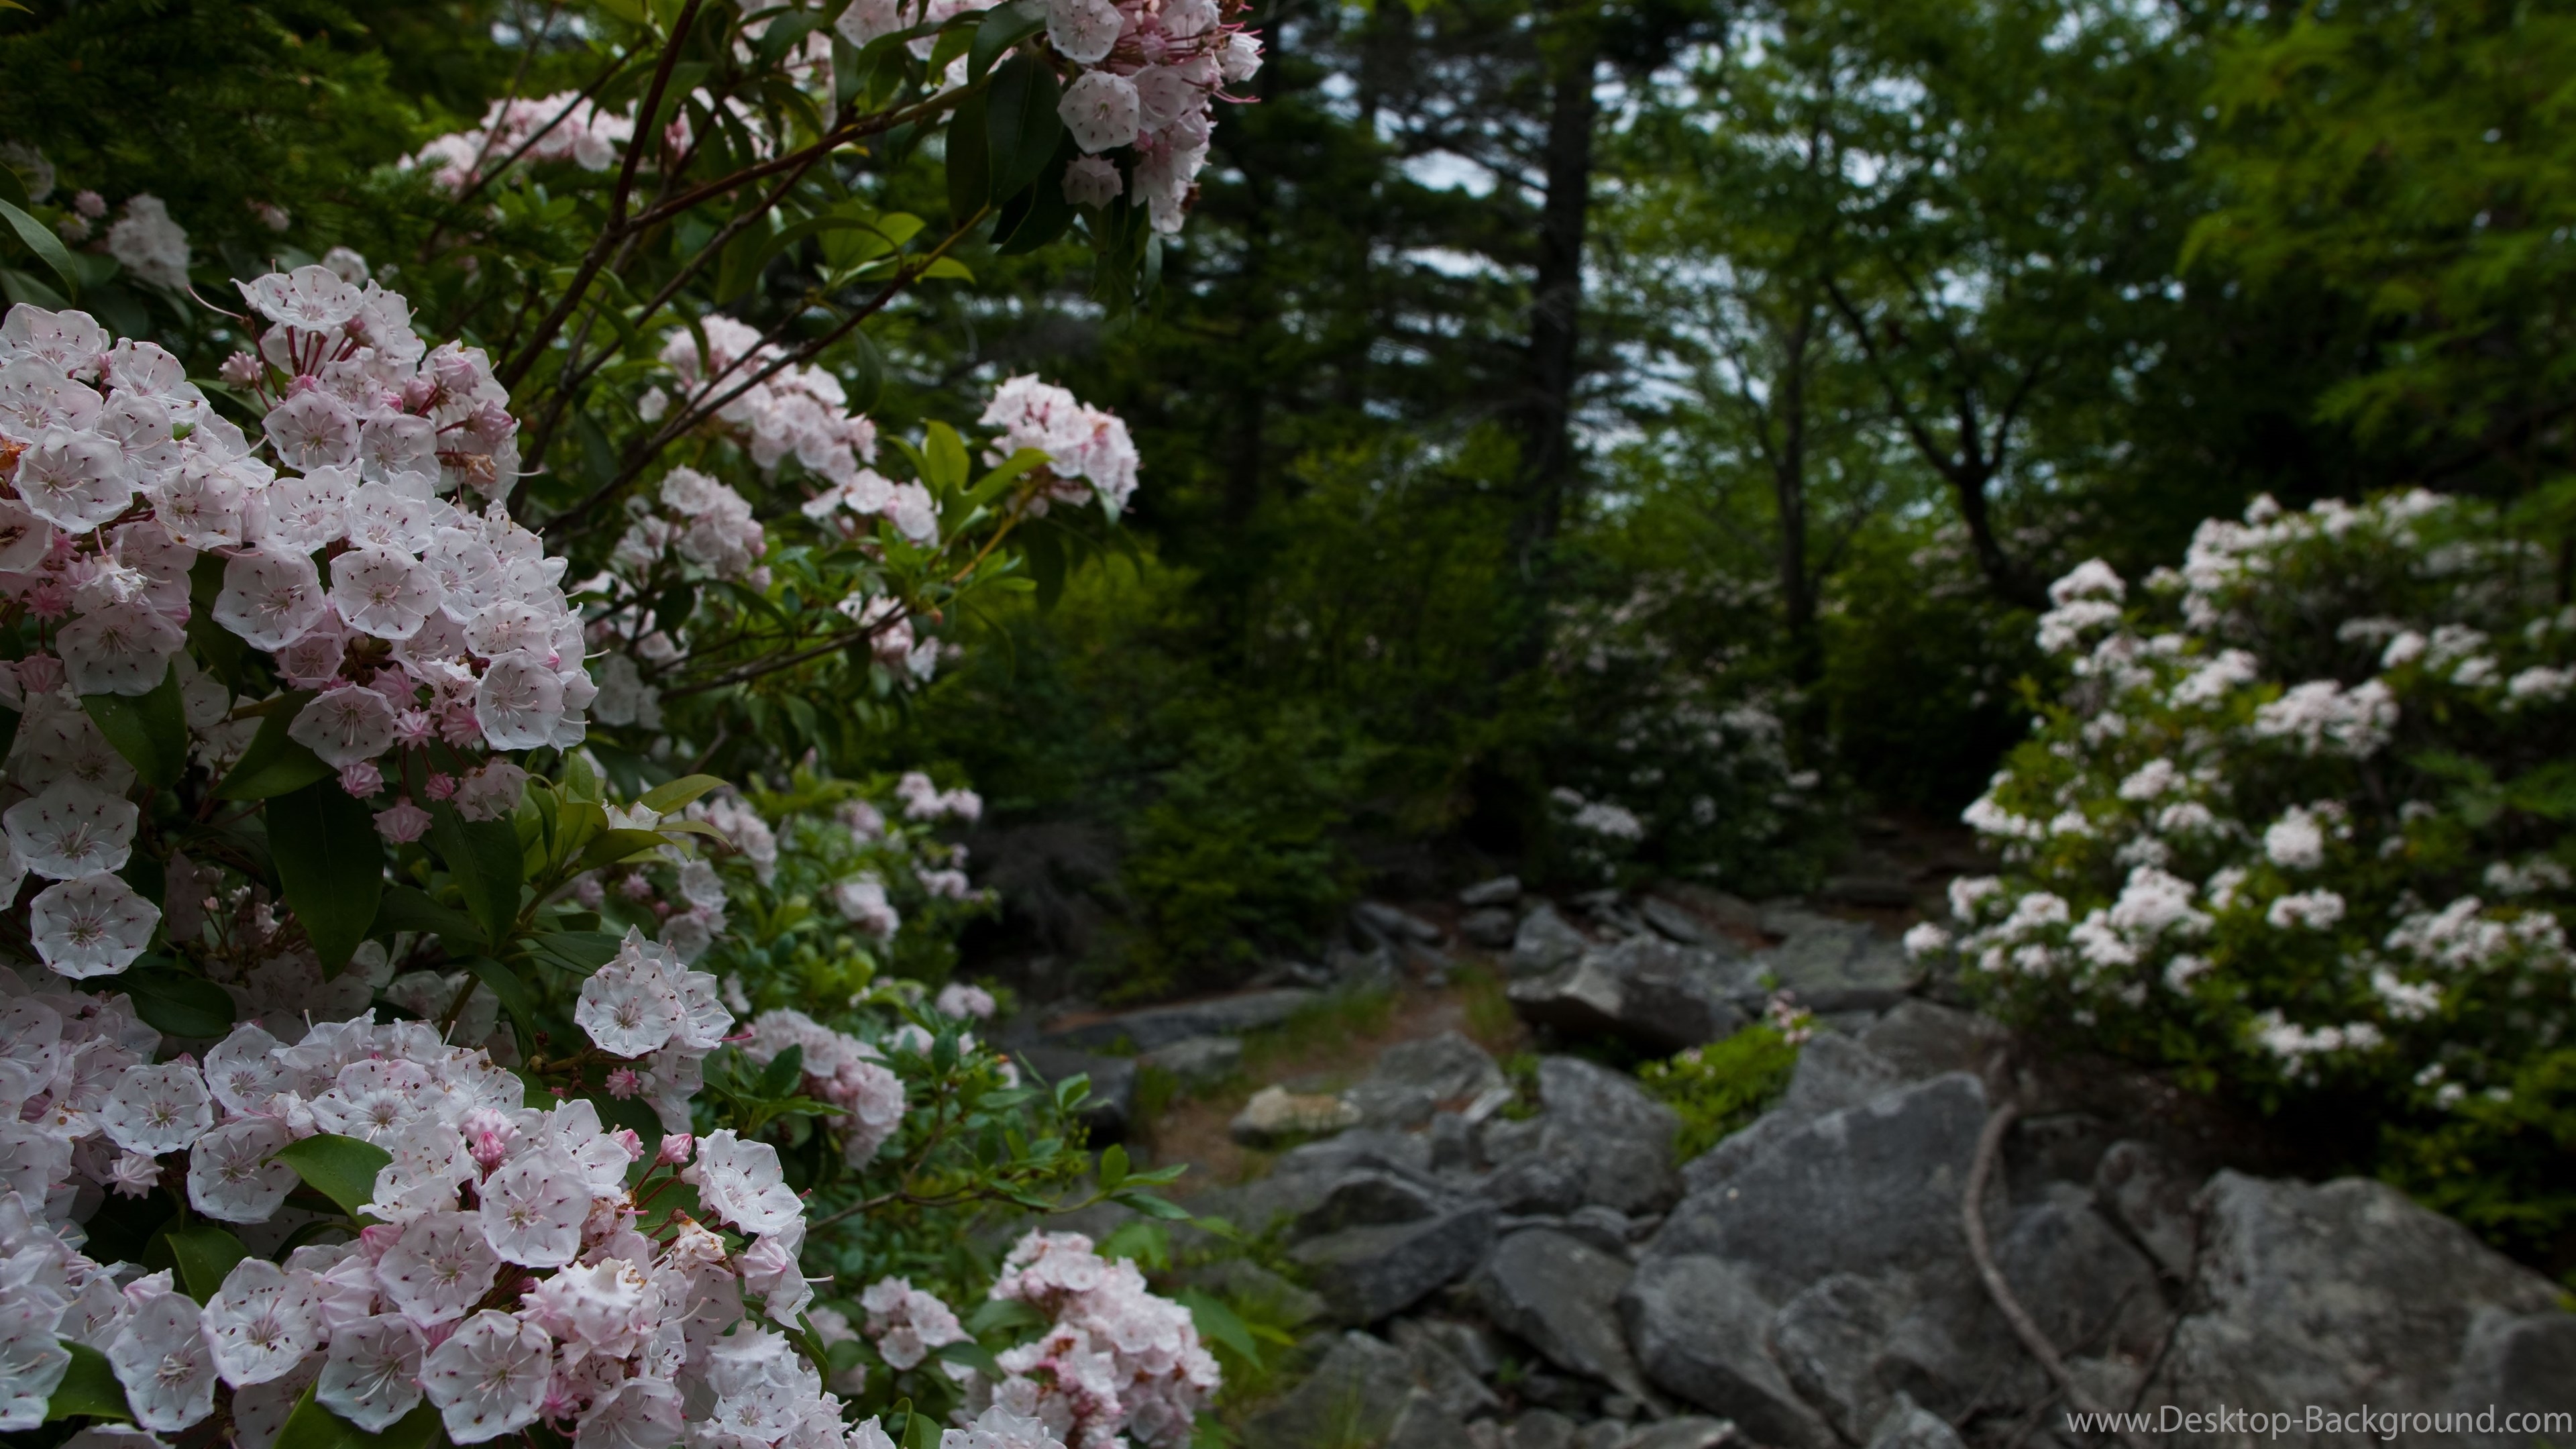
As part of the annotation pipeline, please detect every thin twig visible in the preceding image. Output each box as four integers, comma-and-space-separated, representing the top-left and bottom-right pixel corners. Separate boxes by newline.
1963, 1102, 2155, 1449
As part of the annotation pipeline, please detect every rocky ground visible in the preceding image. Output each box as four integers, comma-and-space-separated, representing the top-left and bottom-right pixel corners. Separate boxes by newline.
1002, 854, 2576, 1449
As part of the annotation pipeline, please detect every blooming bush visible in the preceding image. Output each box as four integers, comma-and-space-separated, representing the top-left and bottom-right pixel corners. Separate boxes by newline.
1911, 491, 2576, 1254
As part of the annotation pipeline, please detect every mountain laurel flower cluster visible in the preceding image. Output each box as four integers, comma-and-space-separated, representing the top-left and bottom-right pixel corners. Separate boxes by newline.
977, 377, 1140, 517
1913, 491, 2573, 1115
951, 1232, 1220, 1449
739, 1009, 908, 1166
1031, 0, 1262, 232
0, 281, 585, 973
0, 990, 924, 1449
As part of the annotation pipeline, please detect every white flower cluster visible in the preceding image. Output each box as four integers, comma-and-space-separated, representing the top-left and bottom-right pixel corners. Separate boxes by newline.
1934, 490, 2575, 1090
575, 929, 737, 1127
0, 987, 924, 1449
405, 91, 637, 191
103, 197, 191, 290
0, 282, 586, 970
655, 317, 888, 506
739, 1010, 908, 1167
977, 376, 1140, 517
957, 1232, 1219, 1449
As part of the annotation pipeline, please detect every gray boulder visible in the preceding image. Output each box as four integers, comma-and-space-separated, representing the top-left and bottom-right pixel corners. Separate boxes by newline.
1357, 900, 1447, 945
1392, 1322, 1504, 1421
1509, 938, 1746, 1054
1292, 1170, 1448, 1240
2156, 1172, 2564, 1413
1140, 1034, 1243, 1089
1461, 907, 1520, 949
1045, 987, 1317, 1052
1385, 1391, 1478, 1449
1503, 1412, 1579, 1449
1770, 1273, 1910, 1444
1748, 914, 1915, 1010
1678, 1111, 1803, 1199
1480, 1155, 1586, 1216
1538, 1057, 1683, 1214
1616, 1254, 1835, 1449
1460, 876, 1523, 908
1291, 1201, 1499, 1325
1638, 896, 1739, 955
1472, 1230, 1649, 1402
1997, 1185, 2171, 1364
1864, 1400, 1965, 1449
2449, 1309, 2576, 1447
1511, 904, 1593, 978
1346, 1033, 1509, 1131
1232, 1085, 1363, 1147
1646, 1073, 1989, 1301
2091, 1138, 2200, 1280
1393, 1318, 1501, 1379
1856, 1001, 2008, 1085
1774, 1034, 1907, 1123
1617, 1420, 1737, 1449
1244, 1332, 1416, 1449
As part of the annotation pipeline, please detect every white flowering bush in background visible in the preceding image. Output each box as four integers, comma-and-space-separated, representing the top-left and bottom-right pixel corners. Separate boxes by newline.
1911, 490, 2576, 1255
1538, 576, 1835, 894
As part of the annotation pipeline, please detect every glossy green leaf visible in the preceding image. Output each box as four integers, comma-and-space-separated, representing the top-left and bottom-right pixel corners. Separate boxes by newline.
984, 53, 1063, 201
1097, 1142, 1129, 1191
214, 700, 336, 800
45, 1342, 130, 1422
466, 956, 543, 1051
577, 828, 680, 871
529, 930, 623, 973
757, 1043, 805, 1098
372, 885, 485, 951
0, 197, 79, 298
266, 779, 384, 973
1111, 1189, 1192, 1222
1177, 1290, 1263, 1366
162, 1224, 249, 1302
637, 773, 728, 814
946, 84, 991, 224
967, 0, 1045, 83
122, 966, 236, 1039
430, 804, 525, 953
273, 1133, 391, 1219
924, 421, 971, 494
83, 665, 190, 788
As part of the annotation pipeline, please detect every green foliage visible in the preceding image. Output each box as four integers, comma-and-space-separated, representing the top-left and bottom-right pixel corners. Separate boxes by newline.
1638, 1024, 1804, 1162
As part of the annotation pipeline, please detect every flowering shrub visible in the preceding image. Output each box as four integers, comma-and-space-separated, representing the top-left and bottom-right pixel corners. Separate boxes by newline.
1540, 577, 1833, 892
1910, 491, 2575, 1254
1638, 997, 1811, 1160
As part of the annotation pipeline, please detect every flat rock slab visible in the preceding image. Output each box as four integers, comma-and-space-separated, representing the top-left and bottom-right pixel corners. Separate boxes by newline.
1044, 987, 1318, 1052
1646, 1073, 1988, 1301
1233, 1084, 1363, 1147
1292, 1201, 1500, 1325
1472, 1229, 1649, 1402
1139, 1034, 1244, 1087
1511, 903, 1593, 978
1537, 1056, 1682, 1214
1618, 1254, 1835, 1449
2156, 1171, 2566, 1411
1509, 938, 1746, 1055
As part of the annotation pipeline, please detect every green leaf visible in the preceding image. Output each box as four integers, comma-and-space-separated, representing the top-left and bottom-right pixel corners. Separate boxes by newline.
46, 1342, 131, 1422
637, 773, 728, 814
429, 804, 525, 953
466, 957, 543, 1052
1111, 1189, 1192, 1222
273, 1380, 443, 1449
272, 1133, 392, 1219
214, 698, 336, 800
1177, 1290, 1262, 1366
923, 421, 971, 494
965, 1298, 1045, 1336
0, 197, 80, 299
266, 779, 385, 974
374, 885, 486, 949
578, 827, 681, 871
122, 966, 237, 1039
967, 0, 1046, 83
161, 1224, 249, 1302
83, 665, 190, 788
1097, 1142, 1129, 1191
757, 1043, 806, 1098
934, 1338, 1003, 1379
947, 84, 993, 225
984, 53, 1064, 202
529, 930, 624, 973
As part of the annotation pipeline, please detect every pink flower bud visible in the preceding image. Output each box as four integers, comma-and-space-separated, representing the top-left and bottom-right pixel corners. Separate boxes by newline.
219, 351, 263, 388
339, 761, 384, 798
401, 374, 438, 411
657, 1132, 694, 1167
26, 580, 68, 620
15, 653, 63, 695
72, 191, 106, 220
357, 1222, 403, 1261
374, 798, 433, 844
609, 1128, 643, 1163
423, 770, 458, 800
605, 1067, 642, 1099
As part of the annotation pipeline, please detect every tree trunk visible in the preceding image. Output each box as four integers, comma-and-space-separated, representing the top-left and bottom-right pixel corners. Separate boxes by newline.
1774, 307, 1819, 689
1517, 15, 1599, 570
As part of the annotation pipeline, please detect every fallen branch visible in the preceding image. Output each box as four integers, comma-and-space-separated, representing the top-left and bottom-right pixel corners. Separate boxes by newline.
1962, 1102, 2155, 1449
